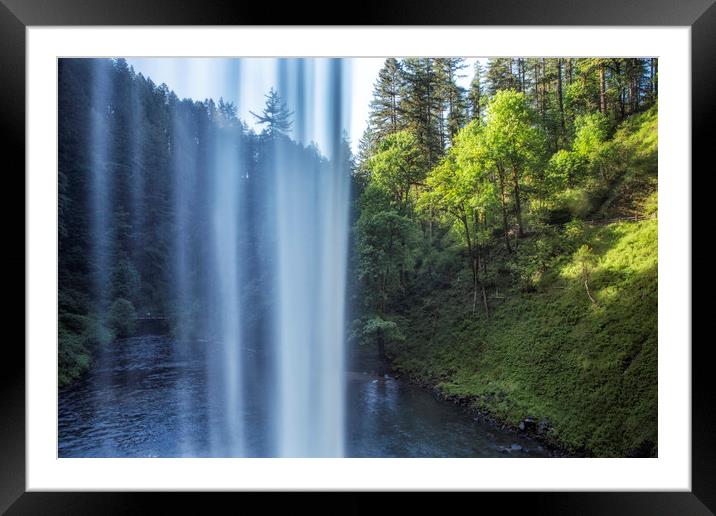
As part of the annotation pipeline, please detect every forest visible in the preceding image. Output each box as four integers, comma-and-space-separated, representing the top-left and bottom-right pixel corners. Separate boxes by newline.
350, 58, 658, 457
58, 57, 658, 458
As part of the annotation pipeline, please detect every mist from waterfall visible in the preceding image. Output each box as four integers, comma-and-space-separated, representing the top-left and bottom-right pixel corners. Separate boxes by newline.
83, 57, 352, 457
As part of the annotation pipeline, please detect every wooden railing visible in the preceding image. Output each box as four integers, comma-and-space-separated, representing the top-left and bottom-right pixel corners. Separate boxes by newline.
549, 213, 656, 228
134, 314, 166, 321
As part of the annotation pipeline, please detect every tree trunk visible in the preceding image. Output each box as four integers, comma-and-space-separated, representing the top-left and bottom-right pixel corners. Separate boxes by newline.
631, 73, 640, 113
472, 257, 478, 314
599, 62, 607, 114
481, 283, 490, 319
613, 60, 624, 121
391, 91, 397, 132
540, 58, 547, 127
379, 280, 385, 315
511, 165, 525, 238
557, 58, 565, 138
584, 279, 596, 305
459, 211, 478, 315
473, 208, 489, 319
496, 165, 513, 253
600, 164, 609, 187
533, 61, 540, 112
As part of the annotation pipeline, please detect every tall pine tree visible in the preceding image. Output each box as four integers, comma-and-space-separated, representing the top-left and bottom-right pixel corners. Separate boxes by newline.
368, 58, 404, 140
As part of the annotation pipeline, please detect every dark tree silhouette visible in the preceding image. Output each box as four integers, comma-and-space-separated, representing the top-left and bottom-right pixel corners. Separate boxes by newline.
250, 88, 293, 137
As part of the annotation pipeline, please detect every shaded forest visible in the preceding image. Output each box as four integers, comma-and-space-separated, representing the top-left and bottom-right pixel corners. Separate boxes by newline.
58, 58, 351, 389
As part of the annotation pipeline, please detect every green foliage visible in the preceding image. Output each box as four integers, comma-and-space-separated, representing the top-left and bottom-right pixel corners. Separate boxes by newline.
108, 298, 137, 338
389, 219, 657, 456
546, 149, 587, 190
612, 105, 657, 169
594, 104, 658, 217
367, 130, 427, 213
351, 316, 405, 347
399, 58, 445, 166
572, 112, 615, 186
58, 312, 113, 387
573, 112, 609, 155
484, 90, 545, 174
58, 329, 91, 387
565, 74, 599, 120
421, 122, 490, 220
369, 58, 405, 140
485, 58, 519, 95
467, 61, 484, 124
643, 192, 658, 217
434, 58, 469, 141
354, 68, 658, 456
574, 244, 596, 270
356, 206, 418, 313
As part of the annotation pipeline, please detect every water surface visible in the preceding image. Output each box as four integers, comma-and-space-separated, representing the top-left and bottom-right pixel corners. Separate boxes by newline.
59, 336, 550, 457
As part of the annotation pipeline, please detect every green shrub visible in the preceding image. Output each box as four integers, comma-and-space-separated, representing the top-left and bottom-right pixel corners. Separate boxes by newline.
58, 312, 113, 387
58, 327, 87, 384
546, 149, 587, 189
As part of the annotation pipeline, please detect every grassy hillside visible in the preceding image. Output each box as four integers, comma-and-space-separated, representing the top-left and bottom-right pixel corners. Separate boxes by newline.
386, 108, 658, 457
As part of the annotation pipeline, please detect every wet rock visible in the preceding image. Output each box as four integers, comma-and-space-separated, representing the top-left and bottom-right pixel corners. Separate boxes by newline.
537, 418, 551, 435
518, 417, 537, 432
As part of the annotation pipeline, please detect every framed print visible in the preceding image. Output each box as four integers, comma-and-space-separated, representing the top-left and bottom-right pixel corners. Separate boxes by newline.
4, 0, 713, 513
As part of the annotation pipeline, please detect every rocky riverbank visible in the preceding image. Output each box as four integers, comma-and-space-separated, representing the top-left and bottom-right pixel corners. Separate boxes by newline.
387, 364, 574, 457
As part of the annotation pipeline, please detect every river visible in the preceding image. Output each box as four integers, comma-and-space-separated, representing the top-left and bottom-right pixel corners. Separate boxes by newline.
58, 335, 551, 457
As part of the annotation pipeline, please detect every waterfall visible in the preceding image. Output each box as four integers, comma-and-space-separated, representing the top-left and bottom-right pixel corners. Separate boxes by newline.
89, 59, 112, 317
210, 127, 245, 455
84, 57, 352, 457
274, 59, 350, 457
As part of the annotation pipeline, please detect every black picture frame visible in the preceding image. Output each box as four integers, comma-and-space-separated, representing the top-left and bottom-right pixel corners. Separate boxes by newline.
3, 0, 712, 513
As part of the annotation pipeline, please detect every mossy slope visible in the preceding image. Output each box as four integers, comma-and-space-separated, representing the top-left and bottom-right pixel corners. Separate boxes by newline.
390, 217, 657, 457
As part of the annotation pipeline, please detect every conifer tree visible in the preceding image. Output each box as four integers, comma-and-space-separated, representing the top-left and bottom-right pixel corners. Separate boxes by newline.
368, 58, 404, 140
468, 61, 484, 125
485, 58, 518, 95
400, 58, 443, 167
434, 58, 468, 145
250, 88, 293, 137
